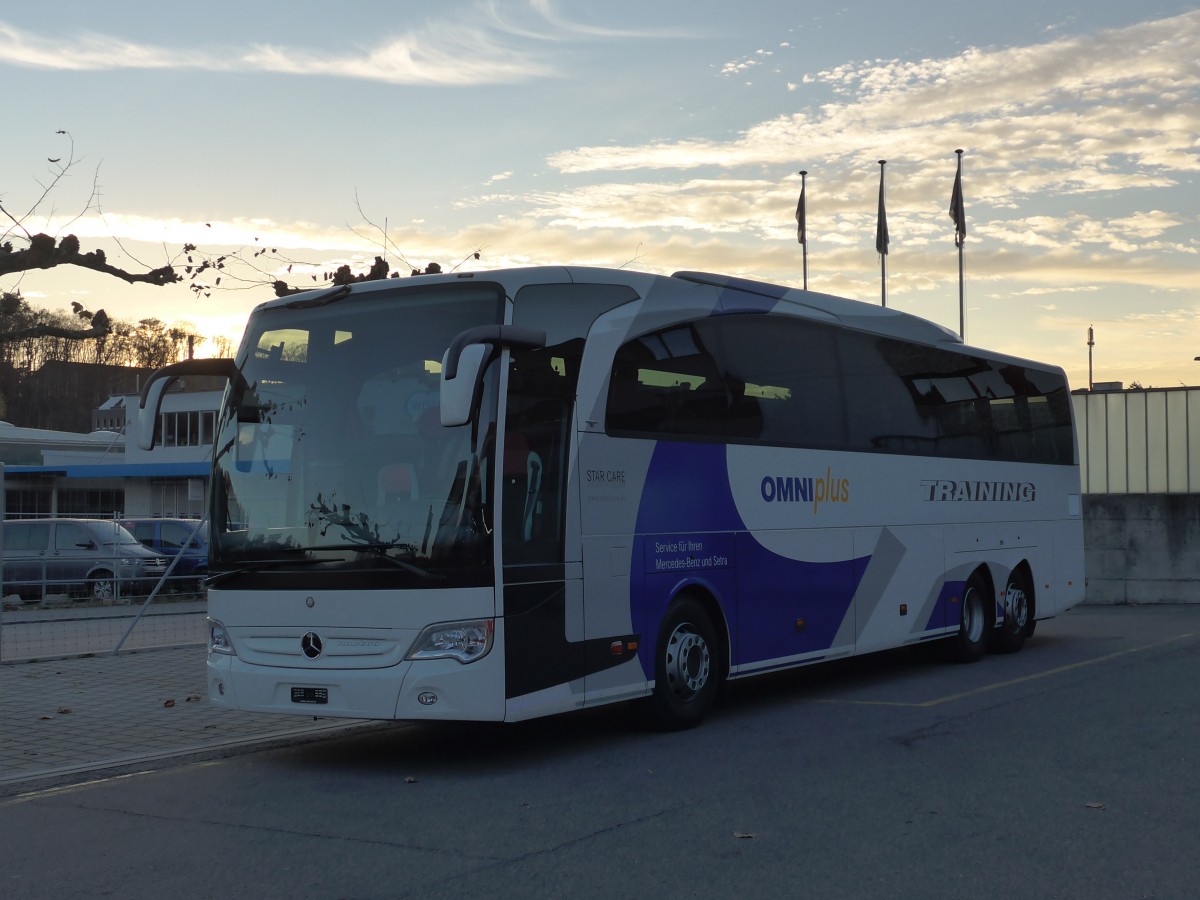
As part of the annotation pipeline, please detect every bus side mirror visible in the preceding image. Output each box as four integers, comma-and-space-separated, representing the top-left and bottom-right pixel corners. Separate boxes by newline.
135, 358, 241, 451
439, 325, 547, 427
440, 343, 489, 427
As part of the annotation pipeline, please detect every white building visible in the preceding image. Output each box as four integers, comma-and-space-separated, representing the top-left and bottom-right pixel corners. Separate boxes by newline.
2, 389, 222, 519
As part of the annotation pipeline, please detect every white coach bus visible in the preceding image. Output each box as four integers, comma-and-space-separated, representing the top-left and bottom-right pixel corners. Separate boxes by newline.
137, 266, 1085, 729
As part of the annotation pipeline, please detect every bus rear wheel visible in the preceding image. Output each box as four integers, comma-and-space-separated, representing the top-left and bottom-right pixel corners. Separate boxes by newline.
947, 572, 989, 663
992, 569, 1034, 654
643, 597, 721, 730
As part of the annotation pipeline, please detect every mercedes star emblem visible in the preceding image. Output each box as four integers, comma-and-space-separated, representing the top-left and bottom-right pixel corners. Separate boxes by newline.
300, 631, 323, 660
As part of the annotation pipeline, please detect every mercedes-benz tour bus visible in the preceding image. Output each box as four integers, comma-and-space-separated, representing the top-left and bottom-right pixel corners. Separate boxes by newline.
137, 266, 1085, 729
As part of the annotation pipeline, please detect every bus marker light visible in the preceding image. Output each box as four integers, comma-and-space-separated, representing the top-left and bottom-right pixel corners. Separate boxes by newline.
795, 619, 806, 632
899, 604, 908, 616
610, 641, 623, 655
418, 692, 438, 706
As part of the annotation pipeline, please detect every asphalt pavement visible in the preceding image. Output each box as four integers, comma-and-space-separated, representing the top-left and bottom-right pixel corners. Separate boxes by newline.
2, 601, 1194, 792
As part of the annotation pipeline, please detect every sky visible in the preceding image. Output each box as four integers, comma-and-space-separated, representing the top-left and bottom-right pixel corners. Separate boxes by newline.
1, 0, 1197, 390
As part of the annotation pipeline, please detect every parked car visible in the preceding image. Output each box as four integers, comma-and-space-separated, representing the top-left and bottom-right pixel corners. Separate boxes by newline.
120, 518, 209, 590
2, 518, 169, 602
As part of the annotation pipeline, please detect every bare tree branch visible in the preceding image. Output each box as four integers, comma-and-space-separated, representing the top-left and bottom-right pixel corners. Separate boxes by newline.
0, 307, 110, 341
0, 234, 180, 286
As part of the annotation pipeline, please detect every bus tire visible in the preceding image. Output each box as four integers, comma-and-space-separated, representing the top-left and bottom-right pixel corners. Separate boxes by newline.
947, 572, 989, 663
643, 597, 721, 730
992, 568, 1034, 654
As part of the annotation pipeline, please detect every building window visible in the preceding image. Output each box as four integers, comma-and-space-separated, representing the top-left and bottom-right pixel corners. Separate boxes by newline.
159, 410, 217, 447
58, 488, 125, 518
151, 478, 205, 517
5, 484, 52, 519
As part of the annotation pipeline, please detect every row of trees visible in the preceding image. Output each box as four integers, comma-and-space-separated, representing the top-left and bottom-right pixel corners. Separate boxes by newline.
0, 290, 229, 373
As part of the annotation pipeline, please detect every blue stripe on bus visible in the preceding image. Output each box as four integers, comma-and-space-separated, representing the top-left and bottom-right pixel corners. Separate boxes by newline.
733, 535, 866, 663
926, 580, 965, 633
631, 441, 869, 674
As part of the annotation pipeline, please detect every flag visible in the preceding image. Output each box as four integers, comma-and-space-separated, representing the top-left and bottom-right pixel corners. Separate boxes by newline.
795, 181, 806, 245
875, 163, 889, 256
950, 155, 967, 248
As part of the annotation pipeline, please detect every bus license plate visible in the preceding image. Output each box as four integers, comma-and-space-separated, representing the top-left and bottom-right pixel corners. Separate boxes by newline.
291, 687, 328, 705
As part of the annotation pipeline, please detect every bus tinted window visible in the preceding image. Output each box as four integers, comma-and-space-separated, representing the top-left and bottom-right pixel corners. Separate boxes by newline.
606, 313, 1073, 464
695, 315, 846, 447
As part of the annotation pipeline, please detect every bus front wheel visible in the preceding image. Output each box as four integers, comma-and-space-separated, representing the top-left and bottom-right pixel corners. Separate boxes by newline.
643, 597, 722, 730
947, 572, 989, 663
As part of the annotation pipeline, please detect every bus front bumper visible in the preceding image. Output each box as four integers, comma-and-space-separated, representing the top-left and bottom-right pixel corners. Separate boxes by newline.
207, 646, 506, 721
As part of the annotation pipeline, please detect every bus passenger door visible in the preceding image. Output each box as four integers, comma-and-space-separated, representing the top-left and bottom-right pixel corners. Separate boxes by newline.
499, 335, 590, 721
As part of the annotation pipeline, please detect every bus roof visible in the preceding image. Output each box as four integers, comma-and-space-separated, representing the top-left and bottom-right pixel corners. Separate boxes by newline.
254, 265, 1059, 371
670, 270, 963, 347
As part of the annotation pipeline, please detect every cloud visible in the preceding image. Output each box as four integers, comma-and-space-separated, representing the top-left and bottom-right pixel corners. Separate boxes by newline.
0, 1, 687, 85
548, 10, 1200, 183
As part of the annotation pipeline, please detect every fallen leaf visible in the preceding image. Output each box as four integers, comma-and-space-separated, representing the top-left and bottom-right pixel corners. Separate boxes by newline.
57, 707, 73, 714
163, 699, 176, 708
185, 693, 202, 702
1086, 803, 1105, 810
733, 831, 757, 839
39, 715, 54, 720
405, 776, 418, 784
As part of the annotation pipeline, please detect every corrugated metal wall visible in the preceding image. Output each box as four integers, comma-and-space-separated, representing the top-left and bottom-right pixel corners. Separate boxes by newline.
1072, 388, 1200, 494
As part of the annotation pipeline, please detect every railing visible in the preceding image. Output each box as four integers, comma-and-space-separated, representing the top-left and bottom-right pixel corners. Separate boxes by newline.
0, 595, 207, 662
1072, 387, 1200, 494
0, 570, 206, 661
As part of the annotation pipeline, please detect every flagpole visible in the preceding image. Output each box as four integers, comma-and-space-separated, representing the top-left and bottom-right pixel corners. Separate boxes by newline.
799, 170, 808, 290
877, 160, 888, 307
954, 149, 965, 339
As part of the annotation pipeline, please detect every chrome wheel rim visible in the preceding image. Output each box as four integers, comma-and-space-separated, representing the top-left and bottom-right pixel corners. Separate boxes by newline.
1005, 583, 1029, 630
963, 587, 986, 644
665, 623, 711, 699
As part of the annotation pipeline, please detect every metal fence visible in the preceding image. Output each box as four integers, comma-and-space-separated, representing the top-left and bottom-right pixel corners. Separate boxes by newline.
1, 569, 207, 662
1, 598, 207, 662
0, 502, 210, 660
1072, 387, 1200, 495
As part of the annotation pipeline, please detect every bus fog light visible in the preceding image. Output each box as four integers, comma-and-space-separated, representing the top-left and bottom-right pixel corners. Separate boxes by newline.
407, 619, 494, 664
208, 617, 235, 655
418, 692, 438, 706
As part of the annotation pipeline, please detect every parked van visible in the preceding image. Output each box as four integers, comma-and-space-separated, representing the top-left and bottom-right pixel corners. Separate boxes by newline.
2, 518, 169, 602
120, 518, 208, 589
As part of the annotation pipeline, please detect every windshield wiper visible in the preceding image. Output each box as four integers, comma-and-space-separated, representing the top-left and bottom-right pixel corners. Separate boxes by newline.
318, 543, 445, 582
207, 555, 345, 588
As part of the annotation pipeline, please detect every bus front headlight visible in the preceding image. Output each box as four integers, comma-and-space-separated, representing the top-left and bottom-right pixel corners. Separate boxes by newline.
209, 617, 235, 655
407, 619, 494, 664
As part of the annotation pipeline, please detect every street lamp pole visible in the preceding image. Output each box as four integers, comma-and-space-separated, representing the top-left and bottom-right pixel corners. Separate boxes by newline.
1088, 325, 1094, 390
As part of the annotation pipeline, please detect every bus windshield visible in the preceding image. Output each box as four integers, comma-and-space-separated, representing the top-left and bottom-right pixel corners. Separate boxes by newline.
210, 284, 503, 587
